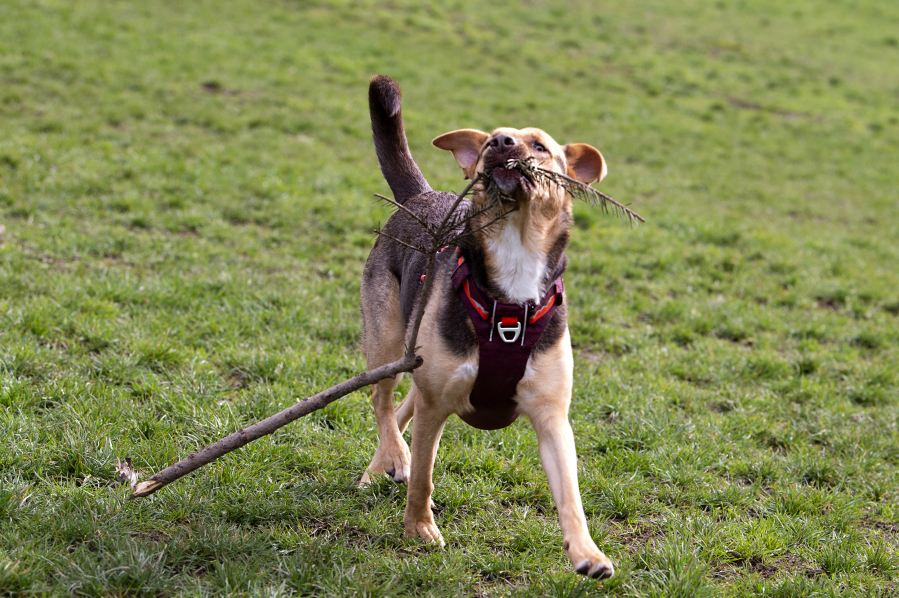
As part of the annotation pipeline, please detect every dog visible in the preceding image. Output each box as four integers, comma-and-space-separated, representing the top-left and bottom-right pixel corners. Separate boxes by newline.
359, 75, 614, 579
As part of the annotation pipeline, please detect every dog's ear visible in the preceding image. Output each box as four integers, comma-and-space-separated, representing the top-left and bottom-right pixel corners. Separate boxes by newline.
432, 129, 489, 179
563, 143, 607, 184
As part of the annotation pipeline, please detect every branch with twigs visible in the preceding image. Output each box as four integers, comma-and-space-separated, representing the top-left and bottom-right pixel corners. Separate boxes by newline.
129, 176, 483, 499
128, 162, 639, 499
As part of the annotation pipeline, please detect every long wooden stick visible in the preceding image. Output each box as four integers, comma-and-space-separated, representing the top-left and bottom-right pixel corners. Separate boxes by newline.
130, 354, 421, 498
130, 181, 480, 499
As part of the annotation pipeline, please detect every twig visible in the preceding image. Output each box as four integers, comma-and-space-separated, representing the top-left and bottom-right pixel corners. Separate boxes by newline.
373, 193, 432, 230
461, 208, 518, 237
438, 175, 485, 235
372, 228, 432, 254
403, 174, 484, 356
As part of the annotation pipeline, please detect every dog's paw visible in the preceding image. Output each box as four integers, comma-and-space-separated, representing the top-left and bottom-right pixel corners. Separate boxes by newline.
574, 558, 614, 580
405, 520, 445, 547
566, 540, 615, 579
359, 439, 411, 486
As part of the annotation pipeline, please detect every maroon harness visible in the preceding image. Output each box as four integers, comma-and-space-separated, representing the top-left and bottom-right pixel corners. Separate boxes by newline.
447, 250, 564, 430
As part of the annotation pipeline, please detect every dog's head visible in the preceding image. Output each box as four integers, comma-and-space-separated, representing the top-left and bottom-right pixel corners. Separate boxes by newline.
432, 127, 606, 207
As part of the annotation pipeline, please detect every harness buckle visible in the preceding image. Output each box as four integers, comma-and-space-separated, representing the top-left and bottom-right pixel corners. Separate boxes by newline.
496, 317, 522, 343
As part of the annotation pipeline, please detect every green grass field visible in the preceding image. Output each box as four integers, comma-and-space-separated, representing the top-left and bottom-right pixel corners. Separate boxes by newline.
2, 0, 898, 595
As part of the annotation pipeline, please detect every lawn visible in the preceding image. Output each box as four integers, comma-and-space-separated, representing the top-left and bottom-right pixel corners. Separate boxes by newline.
1, 0, 898, 595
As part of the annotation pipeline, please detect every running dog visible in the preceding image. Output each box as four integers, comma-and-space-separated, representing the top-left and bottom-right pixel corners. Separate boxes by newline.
360, 75, 613, 579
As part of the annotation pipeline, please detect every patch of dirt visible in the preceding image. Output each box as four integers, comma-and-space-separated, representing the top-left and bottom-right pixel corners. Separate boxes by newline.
816, 296, 843, 311
805, 567, 826, 577
579, 349, 609, 365
727, 97, 808, 119
615, 523, 660, 550
773, 554, 808, 577
200, 81, 241, 96
227, 370, 249, 389
134, 530, 169, 543
715, 554, 806, 579
177, 227, 201, 238
752, 562, 780, 578
787, 211, 825, 222
875, 521, 899, 534
861, 518, 899, 534
708, 399, 736, 413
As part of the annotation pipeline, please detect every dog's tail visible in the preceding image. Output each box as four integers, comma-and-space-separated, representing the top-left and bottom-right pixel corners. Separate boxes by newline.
369, 75, 431, 204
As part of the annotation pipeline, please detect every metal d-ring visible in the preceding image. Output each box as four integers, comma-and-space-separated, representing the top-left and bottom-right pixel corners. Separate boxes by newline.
496, 317, 522, 343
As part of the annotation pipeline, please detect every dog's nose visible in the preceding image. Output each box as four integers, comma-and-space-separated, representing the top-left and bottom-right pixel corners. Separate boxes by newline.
487, 134, 517, 149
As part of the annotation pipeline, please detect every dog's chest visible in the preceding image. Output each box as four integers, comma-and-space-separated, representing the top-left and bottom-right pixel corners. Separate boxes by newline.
484, 223, 545, 304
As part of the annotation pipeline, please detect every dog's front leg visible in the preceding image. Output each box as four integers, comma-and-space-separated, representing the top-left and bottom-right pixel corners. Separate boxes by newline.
530, 409, 614, 579
403, 392, 448, 546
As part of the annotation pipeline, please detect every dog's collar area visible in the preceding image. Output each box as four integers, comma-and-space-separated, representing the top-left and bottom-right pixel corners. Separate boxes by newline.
454, 247, 562, 339
449, 249, 564, 431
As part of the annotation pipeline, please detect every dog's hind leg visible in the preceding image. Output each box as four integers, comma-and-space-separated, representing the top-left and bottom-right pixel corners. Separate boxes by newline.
360, 270, 412, 485
360, 385, 415, 486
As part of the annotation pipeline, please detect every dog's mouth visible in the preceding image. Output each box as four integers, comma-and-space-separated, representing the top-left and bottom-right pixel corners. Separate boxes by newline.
490, 165, 526, 194
482, 147, 533, 198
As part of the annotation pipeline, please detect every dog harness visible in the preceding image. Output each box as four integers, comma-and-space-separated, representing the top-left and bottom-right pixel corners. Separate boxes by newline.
446, 249, 564, 430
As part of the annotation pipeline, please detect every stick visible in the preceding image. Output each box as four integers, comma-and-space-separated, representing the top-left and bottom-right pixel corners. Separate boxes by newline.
130, 181, 482, 500
130, 355, 421, 498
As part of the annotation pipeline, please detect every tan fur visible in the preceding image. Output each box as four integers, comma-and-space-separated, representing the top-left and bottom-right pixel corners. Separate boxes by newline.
363, 123, 614, 578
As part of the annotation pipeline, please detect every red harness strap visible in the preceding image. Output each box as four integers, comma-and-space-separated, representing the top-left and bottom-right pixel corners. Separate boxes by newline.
450, 252, 564, 430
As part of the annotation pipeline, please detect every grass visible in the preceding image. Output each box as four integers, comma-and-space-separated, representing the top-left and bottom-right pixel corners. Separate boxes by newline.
1, 0, 898, 595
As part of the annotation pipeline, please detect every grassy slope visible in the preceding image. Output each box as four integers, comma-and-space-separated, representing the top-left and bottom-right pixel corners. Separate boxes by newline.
1, 0, 898, 595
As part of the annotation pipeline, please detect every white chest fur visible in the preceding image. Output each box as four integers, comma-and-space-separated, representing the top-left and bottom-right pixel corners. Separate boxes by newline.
484, 220, 546, 304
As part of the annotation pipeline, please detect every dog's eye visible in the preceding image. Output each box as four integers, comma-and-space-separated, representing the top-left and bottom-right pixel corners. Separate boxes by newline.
533, 142, 547, 153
